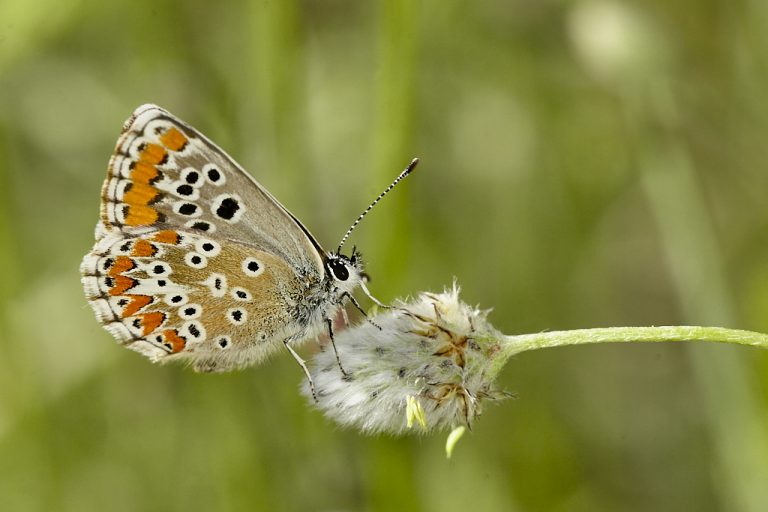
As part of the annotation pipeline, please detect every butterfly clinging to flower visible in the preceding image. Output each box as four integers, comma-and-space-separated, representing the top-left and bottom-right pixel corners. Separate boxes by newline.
80, 104, 416, 393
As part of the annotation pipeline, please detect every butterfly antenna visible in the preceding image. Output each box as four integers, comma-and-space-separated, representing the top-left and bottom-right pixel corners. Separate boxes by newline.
337, 158, 419, 253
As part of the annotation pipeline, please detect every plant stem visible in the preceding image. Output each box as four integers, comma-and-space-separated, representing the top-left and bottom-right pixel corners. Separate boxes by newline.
501, 326, 768, 359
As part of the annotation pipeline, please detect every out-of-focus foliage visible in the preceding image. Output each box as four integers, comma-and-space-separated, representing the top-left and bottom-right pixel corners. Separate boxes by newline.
1, 1, 768, 511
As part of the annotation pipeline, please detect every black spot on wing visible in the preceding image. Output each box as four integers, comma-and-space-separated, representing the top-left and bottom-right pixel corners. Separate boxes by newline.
176, 184, 194, 196
216, 198, 239, 220
191, 221, 211, 232
179, 203, 198, 216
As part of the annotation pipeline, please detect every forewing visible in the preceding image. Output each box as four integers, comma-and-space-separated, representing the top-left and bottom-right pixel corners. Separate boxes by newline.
100, 104, 324, 273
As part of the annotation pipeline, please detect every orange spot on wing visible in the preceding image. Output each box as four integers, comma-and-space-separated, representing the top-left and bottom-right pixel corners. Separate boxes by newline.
160, 127, 188, 152
153, 230, 180, 244
110, 275, 137, 296
123, 182, 159, 206
131, 162, 160, 184
124, 205, 160, 226
121, 295, 153, 318
138, 311, 166, 336
138, 143, 167, 165
162, 329, 186, 353
131, 239, 157, 257
109, 255, 135, 277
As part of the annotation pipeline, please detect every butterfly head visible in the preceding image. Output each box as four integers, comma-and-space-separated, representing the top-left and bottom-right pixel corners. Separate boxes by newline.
325, 248, 365, 296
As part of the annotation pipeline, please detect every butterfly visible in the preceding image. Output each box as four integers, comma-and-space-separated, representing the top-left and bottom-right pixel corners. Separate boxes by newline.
80, 104, 417, 395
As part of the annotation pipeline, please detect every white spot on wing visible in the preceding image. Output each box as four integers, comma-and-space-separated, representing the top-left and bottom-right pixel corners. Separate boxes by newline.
202, 273, 227, 297
173, 200, 202, 218
184, 219, 217, 233
181, 321, 206, 342
226, 308, 247, 326
203, 163, 226, 185
130, 278, 186, 295
167, 180, 200, 200
178, 303, 202, 320
184, 252, 208, 269
216, 335, 231, 349
230, 287, 252, 302
144, 260, 172, 276
241, 257, 264, 277
211, 193, 245, 223
180, 167, 204, 188
195, 239, 221, 257
164, 293, 189, 306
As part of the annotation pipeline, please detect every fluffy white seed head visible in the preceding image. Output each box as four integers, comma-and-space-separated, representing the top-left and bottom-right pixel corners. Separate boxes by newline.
305, 286, 510, 435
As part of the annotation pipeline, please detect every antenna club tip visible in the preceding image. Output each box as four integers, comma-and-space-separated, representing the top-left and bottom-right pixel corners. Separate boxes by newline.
407, 157, 420, 172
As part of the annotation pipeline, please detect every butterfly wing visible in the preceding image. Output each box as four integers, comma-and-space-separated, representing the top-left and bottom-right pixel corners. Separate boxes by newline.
81, 228, 324, 371
82, 105, 329, 371
100, 104, 325, 270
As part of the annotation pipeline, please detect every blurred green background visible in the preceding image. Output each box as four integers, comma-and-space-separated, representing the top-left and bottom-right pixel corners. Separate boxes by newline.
2, 0, 768, 510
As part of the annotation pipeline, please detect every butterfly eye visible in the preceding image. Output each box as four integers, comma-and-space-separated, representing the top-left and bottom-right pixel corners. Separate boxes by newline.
329, 259, 349, 281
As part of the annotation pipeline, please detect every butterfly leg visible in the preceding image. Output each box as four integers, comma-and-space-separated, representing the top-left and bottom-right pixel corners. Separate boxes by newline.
325, 317, 348, 377
283, 338, 317, 402
344, 292, 383, 331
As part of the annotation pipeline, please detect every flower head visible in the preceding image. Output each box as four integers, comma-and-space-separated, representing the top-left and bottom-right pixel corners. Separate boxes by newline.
305, 285, 510, 435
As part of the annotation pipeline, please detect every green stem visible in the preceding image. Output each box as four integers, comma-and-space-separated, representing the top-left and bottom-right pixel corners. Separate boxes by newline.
501, 326, 768, 359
